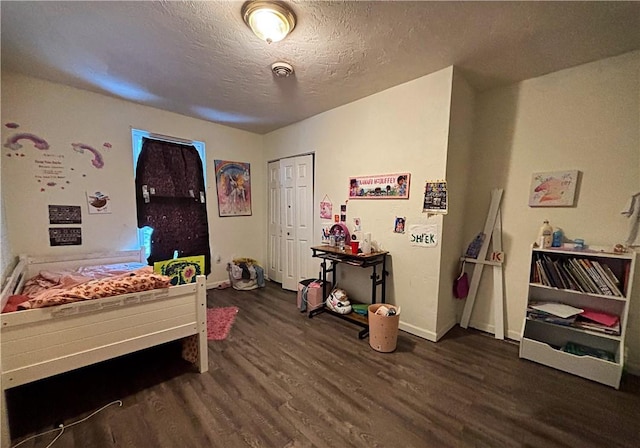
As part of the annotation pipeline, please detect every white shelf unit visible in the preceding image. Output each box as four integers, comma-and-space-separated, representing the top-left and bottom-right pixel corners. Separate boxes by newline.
519, 246, 636, 388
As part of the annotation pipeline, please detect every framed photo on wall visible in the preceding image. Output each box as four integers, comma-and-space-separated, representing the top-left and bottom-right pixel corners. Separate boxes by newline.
214, 160, 252, 216
529, 170, 579, 207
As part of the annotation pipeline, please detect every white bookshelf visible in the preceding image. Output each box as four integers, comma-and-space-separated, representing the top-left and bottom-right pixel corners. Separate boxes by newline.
519, 246, 636, 388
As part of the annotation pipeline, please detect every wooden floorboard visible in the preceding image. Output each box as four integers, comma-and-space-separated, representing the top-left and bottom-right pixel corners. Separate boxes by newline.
5, 281, 640, 447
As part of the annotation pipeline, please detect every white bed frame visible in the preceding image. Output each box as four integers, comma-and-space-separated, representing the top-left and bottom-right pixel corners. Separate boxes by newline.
0, 249, 208, 447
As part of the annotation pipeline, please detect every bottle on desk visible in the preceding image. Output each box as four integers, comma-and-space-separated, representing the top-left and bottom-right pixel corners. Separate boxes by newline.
338, 231, 345, 251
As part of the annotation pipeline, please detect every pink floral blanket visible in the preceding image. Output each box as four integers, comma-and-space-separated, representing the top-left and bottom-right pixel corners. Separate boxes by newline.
3, 263, 171, 312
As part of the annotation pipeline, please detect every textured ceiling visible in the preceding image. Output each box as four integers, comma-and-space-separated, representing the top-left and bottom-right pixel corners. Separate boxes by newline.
2, 1, 639, 134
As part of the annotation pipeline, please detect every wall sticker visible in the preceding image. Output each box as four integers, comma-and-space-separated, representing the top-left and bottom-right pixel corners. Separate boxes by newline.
71, 142, 105, 169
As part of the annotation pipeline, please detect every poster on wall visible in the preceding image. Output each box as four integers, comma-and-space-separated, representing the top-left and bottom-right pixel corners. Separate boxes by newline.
320, 195, 333, 219
49, 227, 82, 246
321, 224, 332, 244
349, 173, 410, 199
423, 180, 448, 214
86, 191, 111, 214
528, 170, 579, 207
408, 224, 438, 248
214, 160, 252, 216
48, 205, 81, 224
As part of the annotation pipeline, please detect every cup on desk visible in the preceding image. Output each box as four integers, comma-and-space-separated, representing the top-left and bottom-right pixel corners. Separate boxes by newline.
349, 241, 360, 254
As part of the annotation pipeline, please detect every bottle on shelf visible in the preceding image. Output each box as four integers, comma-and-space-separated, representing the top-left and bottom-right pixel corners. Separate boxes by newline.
552, 227, 563, 247
538, 220, 553, 248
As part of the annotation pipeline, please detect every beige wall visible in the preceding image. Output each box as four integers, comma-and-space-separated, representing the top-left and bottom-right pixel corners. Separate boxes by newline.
465, 51, 640, 369
0, 72, 265, 285
0, 150, 13, 282
439, 69, 476, 333
264, 67, 457, 341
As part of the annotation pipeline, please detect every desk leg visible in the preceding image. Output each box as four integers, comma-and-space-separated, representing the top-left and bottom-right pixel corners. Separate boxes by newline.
309, 259, 334, 318
381, 255, 387, 304
370, 265, 379, 304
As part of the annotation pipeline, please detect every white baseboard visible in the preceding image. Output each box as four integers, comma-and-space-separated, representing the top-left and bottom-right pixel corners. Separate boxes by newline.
398, 321, 438, 342
207, 279, 230, 290
626, 361, 640, 376
436, 319, 457, 342
468, 320, 521, 341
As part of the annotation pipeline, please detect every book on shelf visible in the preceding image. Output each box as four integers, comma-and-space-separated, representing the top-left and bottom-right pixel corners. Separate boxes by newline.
573, 318, 620, 336
579, 259, 614, 296
526, 303, 621, 335
527, 310, 576, 326
532, 253, 627, 297
561, 341, 616, 362
561, 260, 586, 293
600, 263, 621, 287
592, 261, 623, 297
570, 258, 601, 294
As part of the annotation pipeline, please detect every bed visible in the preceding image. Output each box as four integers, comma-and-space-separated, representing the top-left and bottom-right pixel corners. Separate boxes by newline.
0, 249, 208, 446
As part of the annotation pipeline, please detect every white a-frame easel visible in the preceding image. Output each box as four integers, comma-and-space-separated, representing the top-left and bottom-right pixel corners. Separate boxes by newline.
460, 188, 505, 339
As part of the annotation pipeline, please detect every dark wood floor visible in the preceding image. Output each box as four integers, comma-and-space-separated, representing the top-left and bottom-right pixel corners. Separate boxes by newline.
6, 281, 640, 447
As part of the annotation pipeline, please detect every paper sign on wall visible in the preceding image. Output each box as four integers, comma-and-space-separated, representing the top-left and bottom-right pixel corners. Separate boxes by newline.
48, 205, 81, 224
49, 227, 82, 246
408, 224, 438, 248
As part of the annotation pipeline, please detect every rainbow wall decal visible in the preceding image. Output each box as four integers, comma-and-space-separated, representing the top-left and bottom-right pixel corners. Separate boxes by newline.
4, 133, 50, 151
71, 142, 104, 169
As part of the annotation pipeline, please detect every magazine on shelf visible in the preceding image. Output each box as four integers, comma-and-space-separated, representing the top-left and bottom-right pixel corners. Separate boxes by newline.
561, 341, 616, 362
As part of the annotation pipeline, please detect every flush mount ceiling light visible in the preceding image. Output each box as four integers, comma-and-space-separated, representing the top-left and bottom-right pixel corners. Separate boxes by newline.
241, 1, 296, 44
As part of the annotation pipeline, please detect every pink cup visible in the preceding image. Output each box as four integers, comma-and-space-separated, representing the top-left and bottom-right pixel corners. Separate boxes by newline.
350, 241, 360, 254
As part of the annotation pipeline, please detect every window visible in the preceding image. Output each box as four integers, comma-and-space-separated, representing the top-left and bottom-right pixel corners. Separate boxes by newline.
131, 128, 206, 259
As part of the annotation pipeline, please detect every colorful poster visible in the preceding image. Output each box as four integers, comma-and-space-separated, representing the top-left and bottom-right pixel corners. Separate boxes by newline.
320, 195, 333, 219
214, 160, 252, 216
154, 255, 205, 285
423, 181, 448, 214
321, 224, 332, 243
349, 173, 410, 199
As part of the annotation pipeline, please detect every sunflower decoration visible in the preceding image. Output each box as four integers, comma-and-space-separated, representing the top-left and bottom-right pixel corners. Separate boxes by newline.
159, 258, 204, 285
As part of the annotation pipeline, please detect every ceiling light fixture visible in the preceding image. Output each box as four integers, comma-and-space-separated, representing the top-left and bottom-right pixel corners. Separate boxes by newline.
241, 1, 296, 44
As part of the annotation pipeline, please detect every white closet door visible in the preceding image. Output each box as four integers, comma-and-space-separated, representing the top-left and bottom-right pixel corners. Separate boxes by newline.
294, 155, 314, 285
280, 158, 297, 290
267, 161, 281, 282
276, 154, 314, 291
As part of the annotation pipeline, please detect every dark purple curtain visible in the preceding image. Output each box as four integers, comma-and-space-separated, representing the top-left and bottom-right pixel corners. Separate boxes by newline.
135, 138, 211, 275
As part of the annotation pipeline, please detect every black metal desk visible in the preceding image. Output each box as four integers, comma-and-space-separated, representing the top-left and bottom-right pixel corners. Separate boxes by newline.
309, 245, 389, 338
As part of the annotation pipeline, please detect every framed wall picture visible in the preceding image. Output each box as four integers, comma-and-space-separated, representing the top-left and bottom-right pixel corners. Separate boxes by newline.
529, 170, 579, 207
214, 160, 252, 216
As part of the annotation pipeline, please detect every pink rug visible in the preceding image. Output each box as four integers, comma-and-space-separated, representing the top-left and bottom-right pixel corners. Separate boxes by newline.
207, 306, 239, 340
